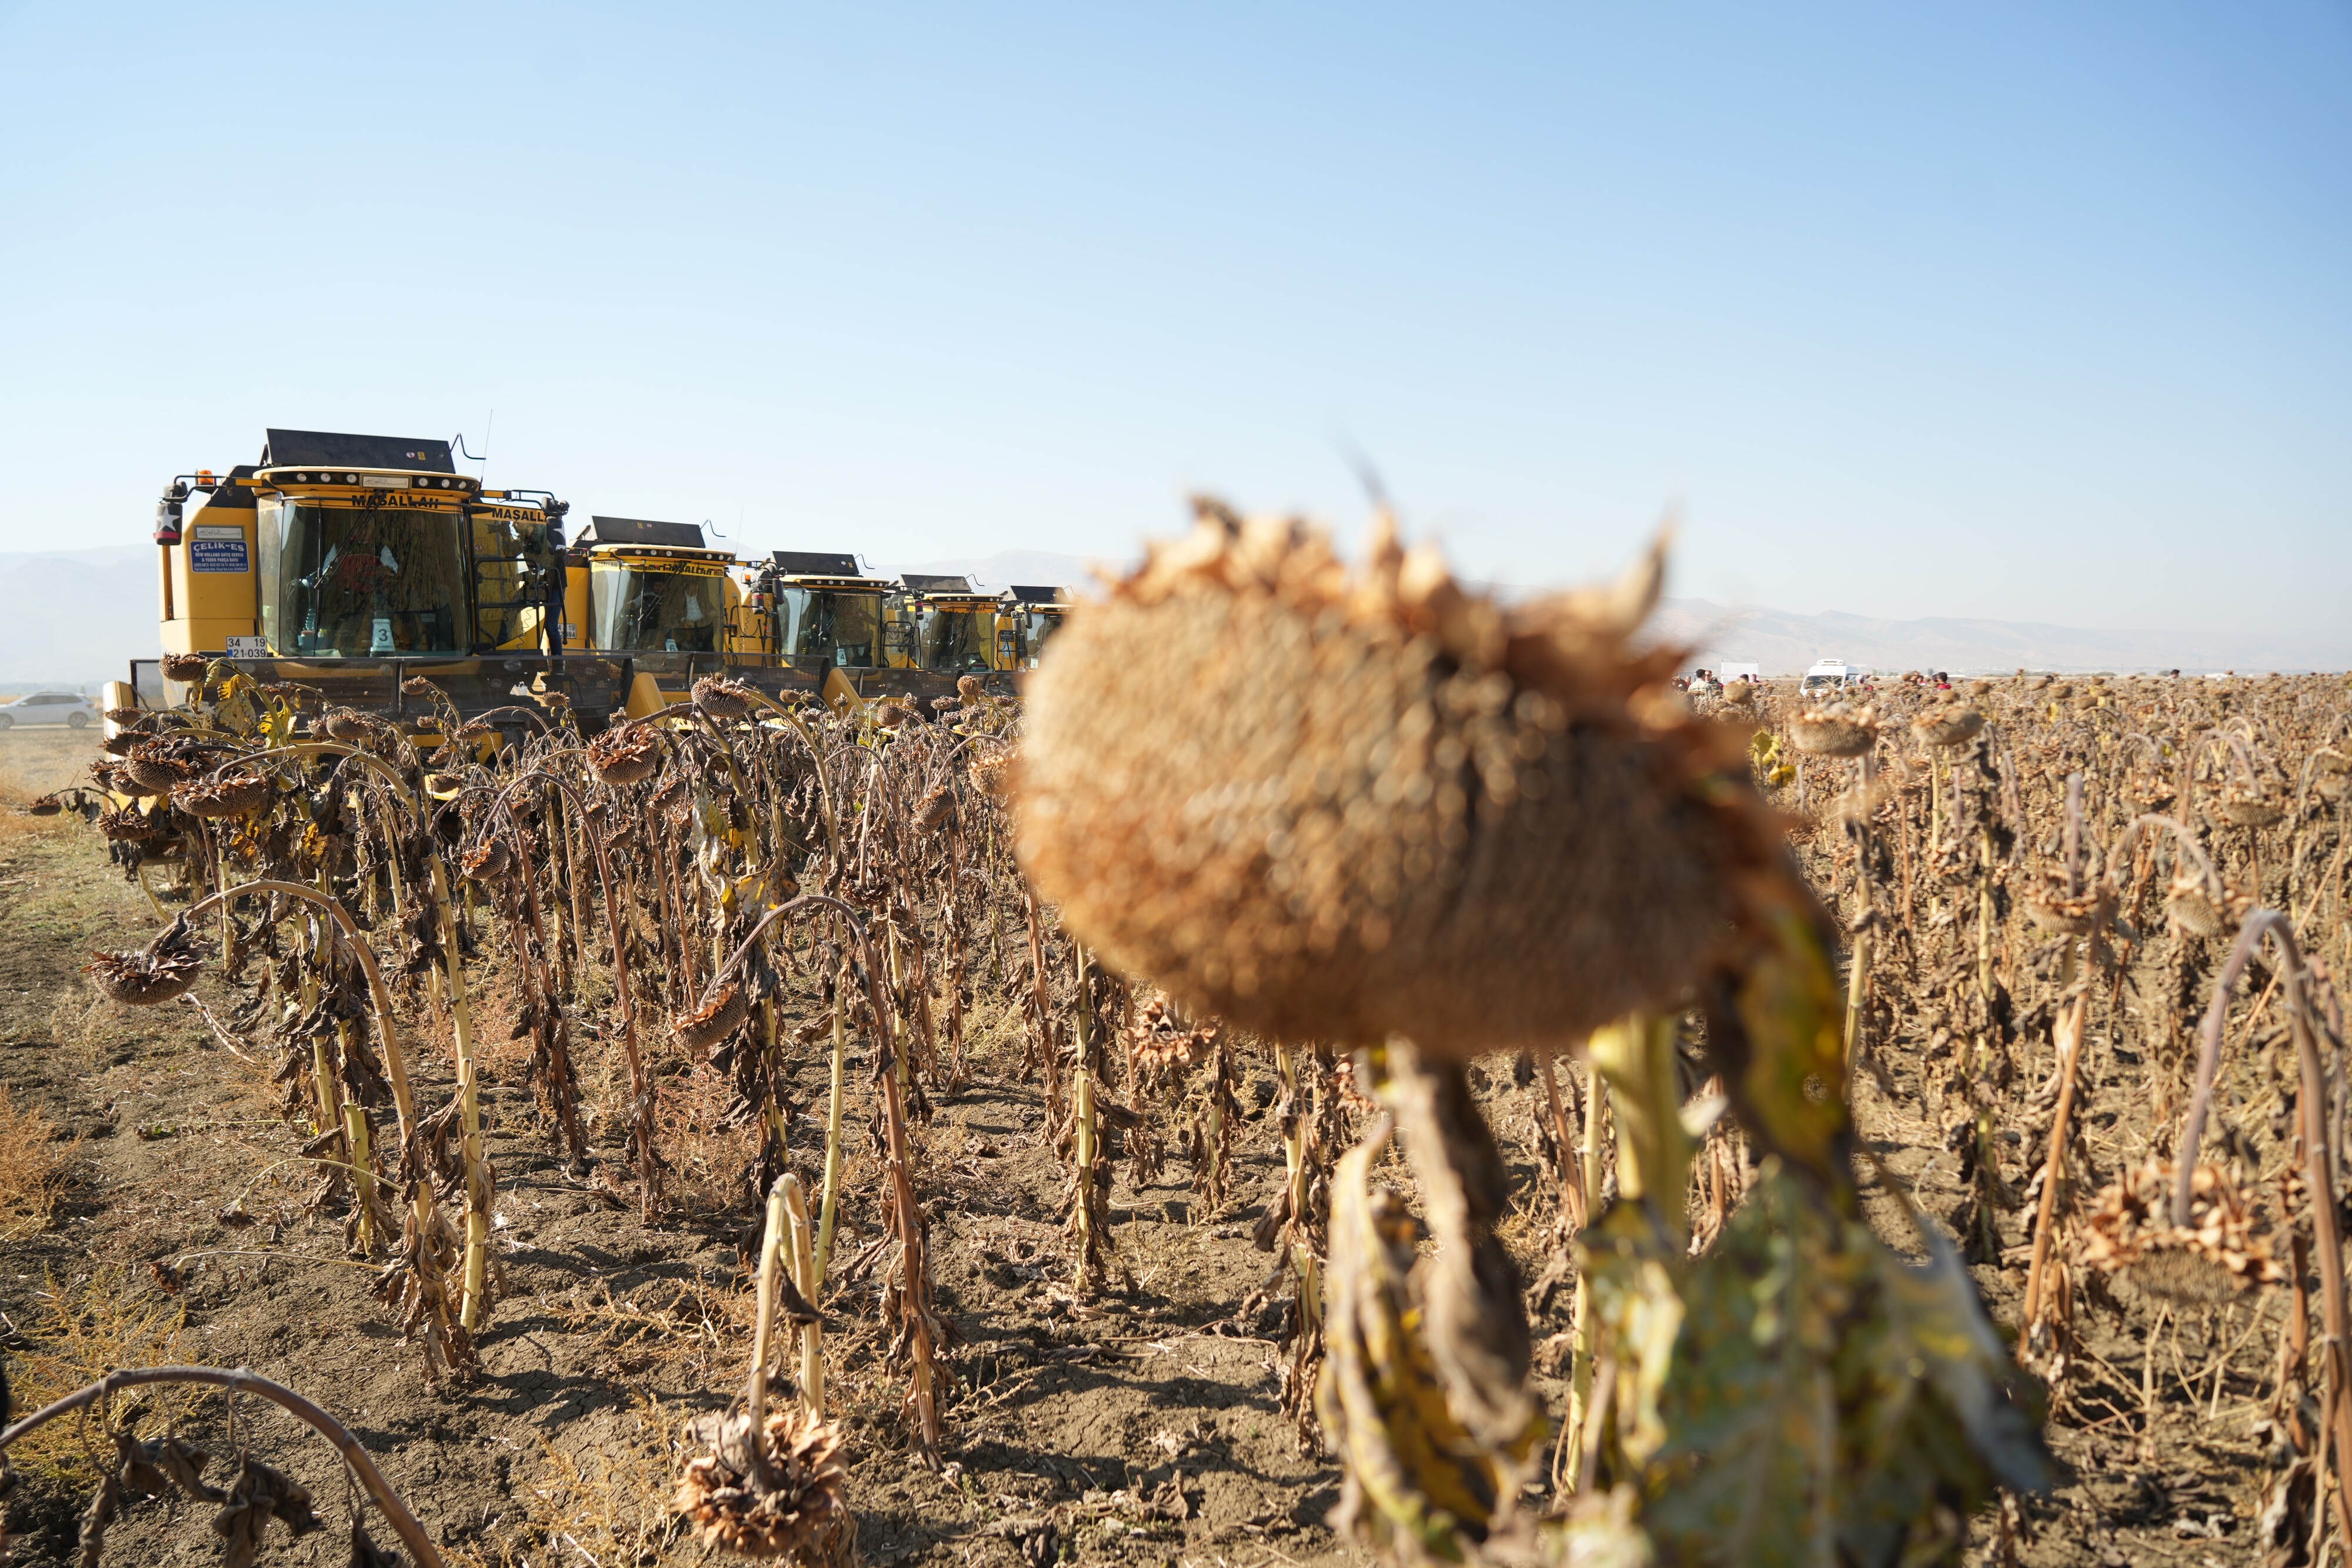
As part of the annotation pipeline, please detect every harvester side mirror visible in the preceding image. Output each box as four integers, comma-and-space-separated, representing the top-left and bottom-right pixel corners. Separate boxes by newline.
154, 482, 188, 545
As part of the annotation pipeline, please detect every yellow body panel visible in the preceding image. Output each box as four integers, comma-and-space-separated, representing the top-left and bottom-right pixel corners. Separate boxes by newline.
159, 513, 260, 656
822, 666, 867, 716
624, 671, 674, 718
563, 561, 591, 651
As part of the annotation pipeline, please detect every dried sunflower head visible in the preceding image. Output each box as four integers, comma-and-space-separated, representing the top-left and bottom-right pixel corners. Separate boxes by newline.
673, 982, 751, 1052
175, 773, 271, 819
1013, 504, 1772, 1058
957, 674, 984, 703
915, 785, 957, 832
694, 676, 759, 720
2164, 872, 2231, 938
319, 708, 377, 743
1790, 704, 1879, 758
2020, 871, 2112, 935
875, 701, 920, 730
105, 706, 148, 726
160, 653, 209, 683
26, 793, 65, 817
2214, 790, 2284, 829
2079, 1159, 2283, 1305
648, 775, 693, 827
587, 723, 664, 786
123, 740, 199, 794
674, 1405, 854, 1564
966, 747, 1015, 795
87, 922, 205, 1005
98, 803, 166, 842
460, 837, 513, 882
1909, 705, 1983, 749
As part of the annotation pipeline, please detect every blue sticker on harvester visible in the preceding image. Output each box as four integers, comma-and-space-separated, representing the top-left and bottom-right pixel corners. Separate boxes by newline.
191, 539, 249, 574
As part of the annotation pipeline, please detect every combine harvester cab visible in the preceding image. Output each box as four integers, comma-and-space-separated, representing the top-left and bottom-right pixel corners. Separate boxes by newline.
1002, 584, 1070, 672
566, 516, 745, 717
124, 428, 629, 742
882, 573, 1023, 703
732, 550, 891, 711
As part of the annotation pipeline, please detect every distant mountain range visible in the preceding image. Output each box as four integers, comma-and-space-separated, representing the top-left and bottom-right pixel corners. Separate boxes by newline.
0, 547, 155, 691
1645, 599, 2350, 677
2, 543, 2340, 693
893, 551, 2351, 674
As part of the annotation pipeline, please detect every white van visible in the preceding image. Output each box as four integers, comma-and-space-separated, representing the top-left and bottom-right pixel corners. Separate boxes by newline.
1800, 659, 1870, 694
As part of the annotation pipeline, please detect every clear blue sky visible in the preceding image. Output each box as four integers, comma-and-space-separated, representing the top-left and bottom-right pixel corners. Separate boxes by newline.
2, 3, 2345, 640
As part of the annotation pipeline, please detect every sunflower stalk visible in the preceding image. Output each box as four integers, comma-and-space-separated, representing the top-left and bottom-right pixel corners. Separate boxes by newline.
429, 857, 495, 1333
812, 960, 851, 1287
781, 1174, 825, 1415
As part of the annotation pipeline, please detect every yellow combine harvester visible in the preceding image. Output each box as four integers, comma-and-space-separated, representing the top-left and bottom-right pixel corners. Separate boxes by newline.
118, 427, 1072, 728
118, 429, 629, 735
553, 533, 1071, 714
727, 559, 1068, 711
1003, 584, 1071, 671
560, 516, 750, 716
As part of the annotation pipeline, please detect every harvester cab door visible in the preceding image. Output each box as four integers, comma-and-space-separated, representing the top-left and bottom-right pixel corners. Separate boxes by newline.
469, 504, 554, 653
881, 594, 916, 669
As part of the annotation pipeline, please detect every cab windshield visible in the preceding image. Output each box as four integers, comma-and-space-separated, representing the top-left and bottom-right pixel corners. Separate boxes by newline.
258, 499, 467, 656
776, 587, 881, 667
918, 604, 996, 674
592, 561, 726, 653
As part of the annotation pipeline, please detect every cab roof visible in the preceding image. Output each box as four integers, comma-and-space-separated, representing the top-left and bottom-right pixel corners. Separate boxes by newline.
262, 430, 456, 473
771, 550, 863, 577
583, 516, 707, 549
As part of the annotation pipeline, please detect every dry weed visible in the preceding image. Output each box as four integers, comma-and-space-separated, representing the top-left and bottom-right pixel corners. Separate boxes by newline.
5, 1264, 201, 1486
651, 1064, 760, 1212
0, 1084, 78, 1237
559, 1274, 756, 1390
46, 984, 112, 1054
463, 1396, 696, 1566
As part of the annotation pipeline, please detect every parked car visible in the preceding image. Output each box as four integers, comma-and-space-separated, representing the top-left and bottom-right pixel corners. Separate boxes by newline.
0, 691, 96, 728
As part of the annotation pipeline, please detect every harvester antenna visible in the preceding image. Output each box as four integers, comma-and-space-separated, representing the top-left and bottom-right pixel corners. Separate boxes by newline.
1331, 432, 1391, 514
452, 409, 493, 482
454, 417, 492, 479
